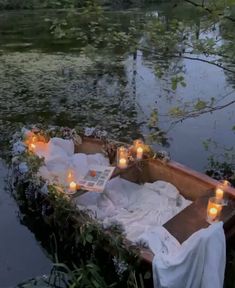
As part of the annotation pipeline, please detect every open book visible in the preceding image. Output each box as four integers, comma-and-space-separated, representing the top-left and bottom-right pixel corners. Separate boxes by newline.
77, 165, 115, 193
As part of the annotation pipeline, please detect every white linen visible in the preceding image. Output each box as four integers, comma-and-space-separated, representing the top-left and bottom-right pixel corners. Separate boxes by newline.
35, 137, 108, 185
152, 222, 225, 288
75, 177, 192, 241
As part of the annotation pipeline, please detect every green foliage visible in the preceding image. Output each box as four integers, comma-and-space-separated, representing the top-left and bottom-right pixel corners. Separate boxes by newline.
171, 75, 186, 91
203, 138, 235, 186
169, 106, 185, 117
205, 157, 235, 186
14, 176, 144, 288
194, 99, 207, 111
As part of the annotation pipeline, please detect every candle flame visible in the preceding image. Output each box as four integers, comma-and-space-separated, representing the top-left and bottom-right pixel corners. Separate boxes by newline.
222, 180, 231, 187
137, 147, 143, 153
70, 181, 76, 187
30, 143, 36, 150
32, 136, 37, 143
209, 207, 217, 215
215, 188, 224, 200
67, 170, 74, 182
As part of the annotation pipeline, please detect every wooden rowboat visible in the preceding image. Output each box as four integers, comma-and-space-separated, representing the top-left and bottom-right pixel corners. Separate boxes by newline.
77, 137, 235, 265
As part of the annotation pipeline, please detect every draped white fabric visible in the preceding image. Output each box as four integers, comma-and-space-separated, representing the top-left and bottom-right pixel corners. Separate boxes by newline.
151, 222, 225, 288
75, 177, 191, 242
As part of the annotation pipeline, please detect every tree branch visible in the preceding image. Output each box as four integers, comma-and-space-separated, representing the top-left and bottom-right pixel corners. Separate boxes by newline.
184, 0, 235, 23
170, 54, 235, 74
173, 100, 235, 124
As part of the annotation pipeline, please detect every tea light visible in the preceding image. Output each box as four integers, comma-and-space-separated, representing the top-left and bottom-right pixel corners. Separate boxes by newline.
117, 146, 128, 169
136, 146, 143, 160
215, 188, 224, 201
69, 181, 77, 193
208, 207, 218, 222
30, 143, 36, 151
207, 196, 222, 223
133, 139, 144, 160
119, 158, 127, 169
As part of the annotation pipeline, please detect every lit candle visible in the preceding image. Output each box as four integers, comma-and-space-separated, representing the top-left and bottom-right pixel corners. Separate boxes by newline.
69, 181, 77, 193
216, 188, 224, 200
136, 146, 143, 160
208, 207, 218, 222
32, 136, 37, 143
117, 146, 128, 169
119, 158, 127, 169
30, 143, 36, 151
207, 196, 222, 223
133, 139, 144, 160
67, 170, 74, 182
223, 180, 230, 187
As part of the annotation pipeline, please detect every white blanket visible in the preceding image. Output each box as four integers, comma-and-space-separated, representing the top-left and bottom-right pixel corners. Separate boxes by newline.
151, 222, 225, 288
35, 137, 109, 185
75, 177, 192, 242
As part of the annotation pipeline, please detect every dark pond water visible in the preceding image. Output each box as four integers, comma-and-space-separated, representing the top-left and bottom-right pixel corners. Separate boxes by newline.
0, 161, 51, 287
0, 2, 234, 286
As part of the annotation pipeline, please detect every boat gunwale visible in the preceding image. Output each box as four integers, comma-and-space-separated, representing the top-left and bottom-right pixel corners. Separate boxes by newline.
79, 136, 235, 198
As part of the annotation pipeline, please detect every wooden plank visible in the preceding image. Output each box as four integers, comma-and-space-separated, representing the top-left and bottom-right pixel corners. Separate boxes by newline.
163, 191, 235, 244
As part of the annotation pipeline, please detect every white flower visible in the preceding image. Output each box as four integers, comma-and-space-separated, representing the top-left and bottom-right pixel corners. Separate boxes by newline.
84, 127, 95, 136
19, 162, 29, 174
112, 256, 128, 277
96, 129, 108, 138
13, 141, 26, 155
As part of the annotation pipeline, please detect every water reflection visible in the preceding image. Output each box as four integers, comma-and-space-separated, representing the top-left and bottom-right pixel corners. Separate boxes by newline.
0, 160, 51, 287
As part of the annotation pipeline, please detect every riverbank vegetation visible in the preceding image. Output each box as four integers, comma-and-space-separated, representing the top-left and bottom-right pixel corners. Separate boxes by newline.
0, 0, 155, 10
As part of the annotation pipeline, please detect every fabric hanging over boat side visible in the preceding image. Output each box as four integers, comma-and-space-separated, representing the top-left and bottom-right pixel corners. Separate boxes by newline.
152, 222, 225, 288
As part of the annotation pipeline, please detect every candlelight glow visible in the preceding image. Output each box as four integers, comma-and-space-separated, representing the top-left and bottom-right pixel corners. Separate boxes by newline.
208, 207, 218, 220
119, 158, 127, 169
133, 139, 145, 160
32, 136, 37, 143
117, 146, 128, 169
136, 146, 143, 160
67, 170, 74, 182
215, 188, 224, 200
30, 143, 36, 150
207, 196, 222, 223
69, 181, 77, 192
222, 180, 231, 187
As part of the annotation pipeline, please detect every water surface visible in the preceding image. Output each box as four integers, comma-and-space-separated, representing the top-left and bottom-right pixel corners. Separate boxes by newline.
0, 161, 51, 287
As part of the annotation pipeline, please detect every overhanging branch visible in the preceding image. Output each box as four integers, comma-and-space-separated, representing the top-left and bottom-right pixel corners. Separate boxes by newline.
184, 0, 235, 23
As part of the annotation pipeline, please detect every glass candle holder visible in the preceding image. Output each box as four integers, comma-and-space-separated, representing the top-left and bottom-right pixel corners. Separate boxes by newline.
133, 139, 144, 160
117, 146, 128, 169
215, 180, 231, 205
207, 197, 222, 224
68, 181, 77, 194
215, 188, 224, 201
67, 168, 75, 182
